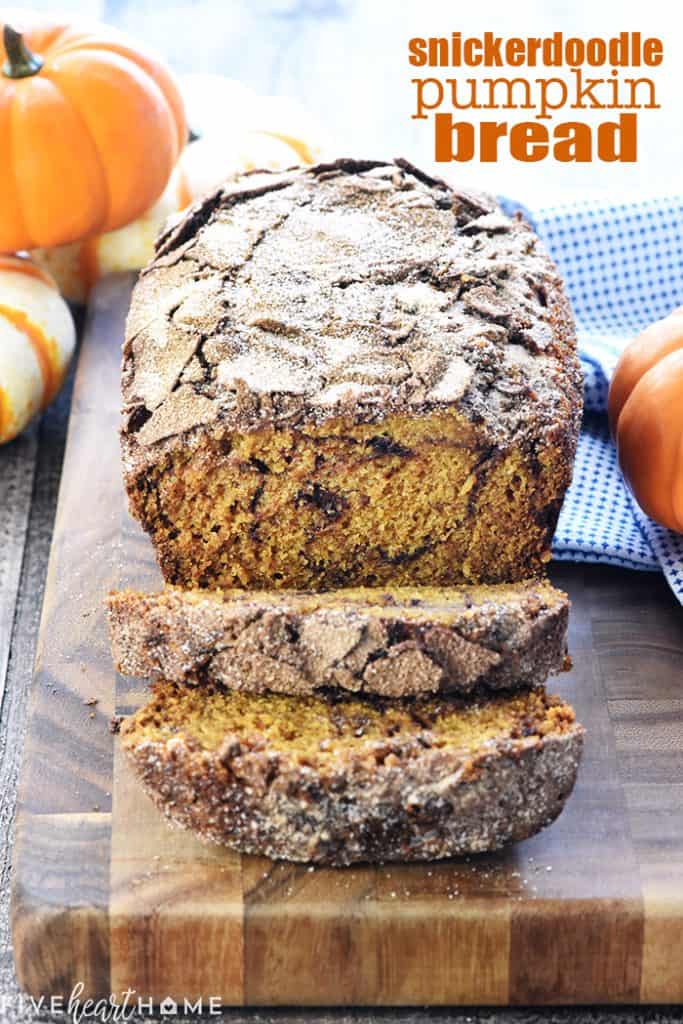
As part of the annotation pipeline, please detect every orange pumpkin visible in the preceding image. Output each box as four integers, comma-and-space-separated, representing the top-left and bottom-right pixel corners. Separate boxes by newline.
608, 307, 683, 532
0, 14, 186, 252
31, 77, 325, 302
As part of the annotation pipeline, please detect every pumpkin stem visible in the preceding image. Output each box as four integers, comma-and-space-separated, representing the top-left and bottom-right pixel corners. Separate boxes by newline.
2, 25, 44, 79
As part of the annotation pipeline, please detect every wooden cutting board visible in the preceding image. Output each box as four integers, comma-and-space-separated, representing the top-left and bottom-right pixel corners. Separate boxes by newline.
10, 274, 683, 1007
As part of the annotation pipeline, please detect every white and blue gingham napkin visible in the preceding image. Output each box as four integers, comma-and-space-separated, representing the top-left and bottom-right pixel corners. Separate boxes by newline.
499, 194, 683, 605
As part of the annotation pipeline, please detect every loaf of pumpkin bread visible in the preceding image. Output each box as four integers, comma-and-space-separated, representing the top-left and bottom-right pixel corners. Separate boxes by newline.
121, 158, 582, 591
108, 579, 569, 697
121, 683, 583, 865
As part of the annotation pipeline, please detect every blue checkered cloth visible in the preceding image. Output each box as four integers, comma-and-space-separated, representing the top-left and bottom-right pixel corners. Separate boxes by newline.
499, 194, 683, 605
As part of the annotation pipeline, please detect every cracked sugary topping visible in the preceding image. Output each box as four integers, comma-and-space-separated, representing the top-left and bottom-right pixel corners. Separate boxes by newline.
121, 158, 582, 460
107, 580, 570, 698
121, 683, 585, 864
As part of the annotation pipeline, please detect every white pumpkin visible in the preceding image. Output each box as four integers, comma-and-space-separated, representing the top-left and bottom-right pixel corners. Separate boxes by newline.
32, 76, 325, 303
179, 73, 324, 166
0, 256, 75, 444
178, 130, 311, 202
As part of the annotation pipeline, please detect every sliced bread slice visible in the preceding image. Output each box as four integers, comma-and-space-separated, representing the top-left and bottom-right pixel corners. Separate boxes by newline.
108, 580, 569, 698
120, 684, 583, 865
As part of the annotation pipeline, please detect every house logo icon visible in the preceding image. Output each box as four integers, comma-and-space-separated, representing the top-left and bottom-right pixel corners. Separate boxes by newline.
159, 996, 178, 1016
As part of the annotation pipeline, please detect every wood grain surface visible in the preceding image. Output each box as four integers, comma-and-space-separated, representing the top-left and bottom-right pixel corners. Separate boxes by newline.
9, 275, 683, 1008
0, 2, 679, 1021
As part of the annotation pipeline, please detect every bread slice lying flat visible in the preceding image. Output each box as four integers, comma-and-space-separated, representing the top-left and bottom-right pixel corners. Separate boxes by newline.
108, 580, 569, 698
120, 684, 583, 865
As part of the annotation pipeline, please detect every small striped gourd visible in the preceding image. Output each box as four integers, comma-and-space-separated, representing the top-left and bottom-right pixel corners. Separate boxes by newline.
0, 256, 75, 444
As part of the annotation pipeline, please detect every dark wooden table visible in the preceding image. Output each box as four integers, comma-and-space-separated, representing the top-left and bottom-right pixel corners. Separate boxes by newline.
3, 1, 683, 1020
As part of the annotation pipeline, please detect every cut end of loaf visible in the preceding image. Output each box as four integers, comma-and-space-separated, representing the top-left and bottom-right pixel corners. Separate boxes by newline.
126, 411, 573, 591
123, 683, 579, 765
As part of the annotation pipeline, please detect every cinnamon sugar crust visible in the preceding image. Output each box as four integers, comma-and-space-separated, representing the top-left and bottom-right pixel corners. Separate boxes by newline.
108, 579, 570, 698
120, 684, 584, 865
